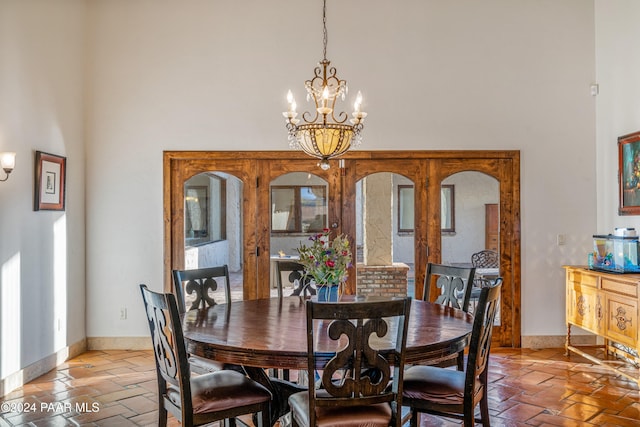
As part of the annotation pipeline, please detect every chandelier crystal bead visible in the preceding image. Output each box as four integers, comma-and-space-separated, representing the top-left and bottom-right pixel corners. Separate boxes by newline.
283, 0, 366, 169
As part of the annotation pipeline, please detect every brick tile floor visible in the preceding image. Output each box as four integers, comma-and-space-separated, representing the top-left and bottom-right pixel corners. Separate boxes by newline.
1, 347, 639, 426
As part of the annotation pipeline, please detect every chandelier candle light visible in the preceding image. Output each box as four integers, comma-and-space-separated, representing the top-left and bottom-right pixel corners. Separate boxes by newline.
283, 0, 367, 170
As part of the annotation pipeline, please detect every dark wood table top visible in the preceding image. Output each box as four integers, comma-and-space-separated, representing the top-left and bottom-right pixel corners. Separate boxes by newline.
183, 296, 474, 370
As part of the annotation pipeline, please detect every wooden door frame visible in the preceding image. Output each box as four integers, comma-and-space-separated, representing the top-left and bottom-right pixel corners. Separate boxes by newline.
341, 158, 429, 295
426, 156, 520, 347
256, 159, 342, 298
339, 153, 519, 347
163, 153, 260, 299
163, 150, 520, 346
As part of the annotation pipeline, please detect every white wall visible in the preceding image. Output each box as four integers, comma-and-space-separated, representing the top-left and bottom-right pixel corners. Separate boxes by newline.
0, 0, 85, 388
5, 0, 626, 398
84, 0, 597, 340
442, 172, 499, 264
595, 1, 640, 234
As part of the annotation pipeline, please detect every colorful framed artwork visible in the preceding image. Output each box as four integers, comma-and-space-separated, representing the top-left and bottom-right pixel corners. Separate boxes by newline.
618, 131, 640, 215
34, 151, 66, 211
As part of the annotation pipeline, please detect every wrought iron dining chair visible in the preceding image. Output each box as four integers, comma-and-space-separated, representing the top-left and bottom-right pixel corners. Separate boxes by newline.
403, 282, 502, 427
172, 266, 236, 375
275, 261, 316, 299
471, 250, 499, 269
139, 284, 272, 427
288, 297, 412, 427
470, 249, 500, 309
422, 263, 475, 370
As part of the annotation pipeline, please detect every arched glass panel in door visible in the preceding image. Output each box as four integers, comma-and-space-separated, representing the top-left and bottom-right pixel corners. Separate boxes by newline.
441, 171, 500, 323
183, 171, 244, 301
270, 172, 329, 295
355, 172, 415, 297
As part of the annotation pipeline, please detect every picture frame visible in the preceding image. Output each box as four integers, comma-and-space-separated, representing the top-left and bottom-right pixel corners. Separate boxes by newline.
34, 151, 66, 211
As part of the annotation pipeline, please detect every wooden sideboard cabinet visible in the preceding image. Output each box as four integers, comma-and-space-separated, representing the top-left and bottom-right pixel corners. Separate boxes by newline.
564, 266, 639, 383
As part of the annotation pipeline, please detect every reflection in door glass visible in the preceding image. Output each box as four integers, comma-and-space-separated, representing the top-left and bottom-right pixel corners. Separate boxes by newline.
185, 186, 208, 239
183, 172, 244, 301
271, 186, 327, 233
270, 173, 329, 295
184, 175, 225, 245
441, 171, 500, 325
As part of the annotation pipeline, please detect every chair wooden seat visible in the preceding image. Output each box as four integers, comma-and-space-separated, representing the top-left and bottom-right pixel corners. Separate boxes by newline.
167, 370, 271, 414
172, 265, 232, 312
288, 298, 411, 427
289, 390, 393, 427
276, 261, 315, 298
172, 266, 235, 375
424, 263, 476, 312
274, 261, 315, 382
403, 366, 473, 404
422, 263, 476, 370
403, 283, 502, 427
139, 284, 271, 426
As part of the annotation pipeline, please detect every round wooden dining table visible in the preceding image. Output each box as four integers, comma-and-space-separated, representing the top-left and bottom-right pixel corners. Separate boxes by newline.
183, 296, 473, 368
182, 296, 473, 425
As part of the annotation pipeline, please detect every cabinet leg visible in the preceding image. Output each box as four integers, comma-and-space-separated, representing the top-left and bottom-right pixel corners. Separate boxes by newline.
565, 324, 571, 357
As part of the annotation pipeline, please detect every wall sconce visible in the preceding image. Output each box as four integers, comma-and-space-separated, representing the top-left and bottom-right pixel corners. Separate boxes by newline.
0, 152, 16, 182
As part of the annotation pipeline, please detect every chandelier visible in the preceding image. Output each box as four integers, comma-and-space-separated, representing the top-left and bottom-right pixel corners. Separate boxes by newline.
283, 0, 366, 170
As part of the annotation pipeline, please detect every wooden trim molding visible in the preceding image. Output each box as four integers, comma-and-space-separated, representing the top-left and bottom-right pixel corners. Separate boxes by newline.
163, 150, 521, 347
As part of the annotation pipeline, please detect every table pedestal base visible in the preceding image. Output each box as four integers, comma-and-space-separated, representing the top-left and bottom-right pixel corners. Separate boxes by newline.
243, 366, 306, 426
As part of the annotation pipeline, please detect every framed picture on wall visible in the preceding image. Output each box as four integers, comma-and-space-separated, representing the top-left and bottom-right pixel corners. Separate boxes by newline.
34, 151, 66, 211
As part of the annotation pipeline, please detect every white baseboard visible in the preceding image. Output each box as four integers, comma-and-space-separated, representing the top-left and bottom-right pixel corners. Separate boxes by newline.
86, 336, 151, 350
521, 334, 597, 349
0, 338, 86, 398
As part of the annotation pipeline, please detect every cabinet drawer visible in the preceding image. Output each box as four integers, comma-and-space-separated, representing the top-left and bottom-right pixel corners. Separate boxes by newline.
602, 278, 638, 297
568, 270, 598, 288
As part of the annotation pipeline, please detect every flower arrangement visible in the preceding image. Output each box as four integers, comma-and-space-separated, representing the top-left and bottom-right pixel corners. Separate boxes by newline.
297, 229, 353, 291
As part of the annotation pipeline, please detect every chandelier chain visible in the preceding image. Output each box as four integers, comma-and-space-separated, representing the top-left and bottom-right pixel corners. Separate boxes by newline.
283, 0, 366, 169
322, 0, 328, 61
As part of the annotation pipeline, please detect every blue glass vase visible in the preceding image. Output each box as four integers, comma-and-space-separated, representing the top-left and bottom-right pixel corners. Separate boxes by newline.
317, 284, 339, 302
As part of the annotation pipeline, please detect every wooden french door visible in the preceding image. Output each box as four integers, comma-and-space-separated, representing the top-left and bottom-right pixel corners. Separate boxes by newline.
164, 154, 262, 299
164, 150, 520, 347
424, 157, 520, 347
340, 158, 428, 295
256, 158, 343, 298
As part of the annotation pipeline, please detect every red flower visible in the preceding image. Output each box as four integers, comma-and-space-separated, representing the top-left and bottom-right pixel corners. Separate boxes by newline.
325, 260, 335, 268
